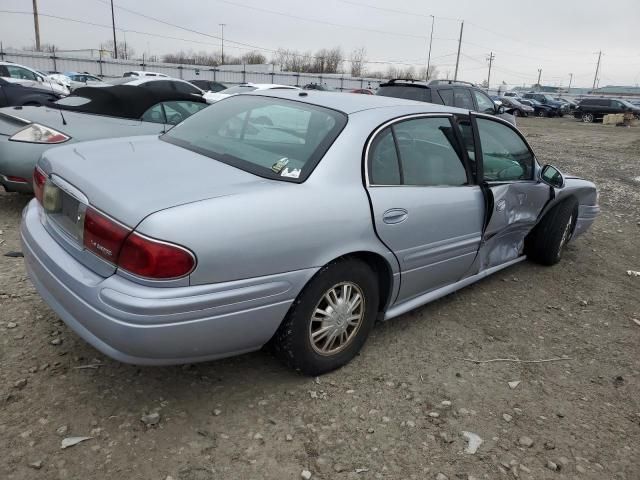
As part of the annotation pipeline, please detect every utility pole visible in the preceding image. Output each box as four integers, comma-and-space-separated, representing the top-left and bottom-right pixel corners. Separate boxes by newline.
592, 51, 601, 90
425, 15, 435, 81
537, 68, 542, 87
110, 0, 118, 59
568, 72, 573, 92
219, 24, 226, 65
32, 0, 41, 51
486, 52, 495, 90
453, 20, 464, 81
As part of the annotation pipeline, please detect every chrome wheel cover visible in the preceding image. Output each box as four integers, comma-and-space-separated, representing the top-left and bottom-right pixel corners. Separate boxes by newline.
558, 215, 574, 257
309, 282, 365, 356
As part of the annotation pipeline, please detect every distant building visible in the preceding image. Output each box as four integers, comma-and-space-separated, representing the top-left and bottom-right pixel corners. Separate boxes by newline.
589, 85, 640, 97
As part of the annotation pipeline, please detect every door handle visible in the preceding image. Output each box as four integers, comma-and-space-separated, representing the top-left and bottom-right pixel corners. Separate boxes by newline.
382, 208, 408, 224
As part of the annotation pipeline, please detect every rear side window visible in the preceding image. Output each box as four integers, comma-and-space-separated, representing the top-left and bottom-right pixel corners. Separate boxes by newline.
454, 89, 474, 110
162, 96, 346, 182
369, 127, 400, 185
369, 117, 468, 186
376, 85, 432, 103
173, 81, 202, 95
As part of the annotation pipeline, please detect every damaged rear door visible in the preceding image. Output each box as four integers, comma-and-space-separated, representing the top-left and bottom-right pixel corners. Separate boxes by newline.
467, 114, 551, 269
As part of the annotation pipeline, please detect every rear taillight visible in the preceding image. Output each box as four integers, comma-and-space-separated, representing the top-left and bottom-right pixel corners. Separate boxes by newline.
82, 206, 195, 279
118, 233, 196, 279
7, 176, 29, 183
33, 167, 47, 203
83, 207, 129, 264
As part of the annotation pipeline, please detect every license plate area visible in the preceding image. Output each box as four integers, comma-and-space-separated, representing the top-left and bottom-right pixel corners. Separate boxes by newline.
44, 179, 87, 244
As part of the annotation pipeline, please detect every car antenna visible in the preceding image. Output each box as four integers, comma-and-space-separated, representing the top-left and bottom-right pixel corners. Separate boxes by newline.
44, 76, 67, 126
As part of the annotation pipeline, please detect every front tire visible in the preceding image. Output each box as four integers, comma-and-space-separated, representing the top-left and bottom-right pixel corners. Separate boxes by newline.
537, 109, 546, 118
525, 199, 578, 266
272, 258, 379, 375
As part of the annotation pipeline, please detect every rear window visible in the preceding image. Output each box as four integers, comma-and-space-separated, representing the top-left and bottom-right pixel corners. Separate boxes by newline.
162, 96, 347, 182
376, 85, 432, 103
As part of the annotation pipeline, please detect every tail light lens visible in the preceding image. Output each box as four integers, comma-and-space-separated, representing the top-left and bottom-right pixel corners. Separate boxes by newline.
33, 167, 47, 203
82, 206, 195, 279
118, 233, 196, 279
83, 207, 129, 264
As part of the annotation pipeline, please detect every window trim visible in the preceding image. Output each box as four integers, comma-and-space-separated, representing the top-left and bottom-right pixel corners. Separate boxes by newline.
470, 112, 540, 184
365, 113, 472, 188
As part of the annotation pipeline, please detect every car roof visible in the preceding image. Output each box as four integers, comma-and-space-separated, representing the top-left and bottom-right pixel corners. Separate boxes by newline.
249, 89, 469, 115
59, 84, 207, 119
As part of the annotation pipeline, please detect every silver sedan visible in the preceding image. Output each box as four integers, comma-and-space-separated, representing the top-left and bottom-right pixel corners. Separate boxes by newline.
21, 91, 599, 375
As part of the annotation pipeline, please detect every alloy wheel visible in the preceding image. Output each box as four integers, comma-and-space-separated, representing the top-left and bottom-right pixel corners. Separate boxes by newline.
309, 282, 365, 356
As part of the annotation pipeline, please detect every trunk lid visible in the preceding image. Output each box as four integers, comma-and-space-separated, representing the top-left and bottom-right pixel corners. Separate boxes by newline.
40, 135, 271, 228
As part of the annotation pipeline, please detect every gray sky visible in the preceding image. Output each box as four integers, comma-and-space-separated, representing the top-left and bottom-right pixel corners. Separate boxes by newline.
2, 0, 640, 87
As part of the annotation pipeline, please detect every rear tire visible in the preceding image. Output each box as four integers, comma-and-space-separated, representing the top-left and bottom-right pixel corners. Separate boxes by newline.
582, 112, 594, 123
537, 110, 546, 118
272, 258, 379, 375
525, 199, 578, 266
513, 109, 520, 117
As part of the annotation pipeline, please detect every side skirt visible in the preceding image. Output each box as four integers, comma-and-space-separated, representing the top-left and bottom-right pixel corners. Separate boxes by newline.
383, 255, 526, 321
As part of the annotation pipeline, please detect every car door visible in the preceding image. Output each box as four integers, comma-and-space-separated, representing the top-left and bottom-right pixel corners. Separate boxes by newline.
366, 115, 485, 302
468, 114, 551, 269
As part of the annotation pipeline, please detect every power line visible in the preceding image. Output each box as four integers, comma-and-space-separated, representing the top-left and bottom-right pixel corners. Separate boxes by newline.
209, 0, 428, 39
338, 0, 460, 21
0, 9, 442, 68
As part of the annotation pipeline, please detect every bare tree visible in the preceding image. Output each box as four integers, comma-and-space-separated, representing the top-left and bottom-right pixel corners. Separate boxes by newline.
101, 40, 135, 60
242, 51, 267, 64
350, 47, 367, 77
324, 47, 343, 73
417, 65, 438, 81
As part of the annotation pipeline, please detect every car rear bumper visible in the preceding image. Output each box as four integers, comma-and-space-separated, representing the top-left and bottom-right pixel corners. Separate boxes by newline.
21, 200, 316, 365
574, 204, 599, 237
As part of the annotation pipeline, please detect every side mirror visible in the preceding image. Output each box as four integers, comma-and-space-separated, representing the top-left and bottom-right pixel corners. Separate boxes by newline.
540, 164, 564, 188
496, 105, 506, 114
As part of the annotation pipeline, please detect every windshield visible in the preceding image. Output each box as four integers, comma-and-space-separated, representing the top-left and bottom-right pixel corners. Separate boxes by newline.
162, 95, 347, 182
619, 99, 637, 108
220, 85, 258, 94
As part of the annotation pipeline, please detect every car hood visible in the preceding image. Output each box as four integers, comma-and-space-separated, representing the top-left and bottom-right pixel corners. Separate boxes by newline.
38, 135, 272, 227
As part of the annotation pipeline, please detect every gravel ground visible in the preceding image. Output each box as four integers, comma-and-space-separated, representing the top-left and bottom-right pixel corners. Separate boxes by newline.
1, 116, 639, 480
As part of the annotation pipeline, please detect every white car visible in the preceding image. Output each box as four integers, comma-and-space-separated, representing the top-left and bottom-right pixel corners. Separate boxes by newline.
123, 71, 169, 78
0, 61, 69, 96
204, 83, 300, 103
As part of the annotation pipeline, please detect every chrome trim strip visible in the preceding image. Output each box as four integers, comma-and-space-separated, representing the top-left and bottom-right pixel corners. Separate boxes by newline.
384, 255, 526, 320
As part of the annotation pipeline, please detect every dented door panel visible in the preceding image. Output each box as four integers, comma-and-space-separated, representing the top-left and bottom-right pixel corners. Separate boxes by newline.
479, 181, 550, 269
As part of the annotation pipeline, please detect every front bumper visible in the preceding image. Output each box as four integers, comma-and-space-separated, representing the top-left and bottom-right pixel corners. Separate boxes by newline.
574, 204, 600, 237
21, 200, 316, 365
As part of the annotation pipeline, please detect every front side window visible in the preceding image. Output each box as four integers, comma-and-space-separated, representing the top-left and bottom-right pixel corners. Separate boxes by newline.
476, 118, 534, 182
369, 117, 468, 187
162, 96, 346, 182
141, 104, 166, 124
473, 90, 496, 114
454, 89, 474, 110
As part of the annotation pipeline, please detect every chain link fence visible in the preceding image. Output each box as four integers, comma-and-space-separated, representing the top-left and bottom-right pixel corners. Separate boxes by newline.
0, 47, 384, 91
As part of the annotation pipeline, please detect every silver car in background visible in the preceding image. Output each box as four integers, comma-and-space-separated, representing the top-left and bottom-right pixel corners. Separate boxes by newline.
0, 84, 209, 193
21, 91, 599, 375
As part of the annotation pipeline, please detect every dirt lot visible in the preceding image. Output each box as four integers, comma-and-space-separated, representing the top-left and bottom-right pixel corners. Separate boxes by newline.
1, 116, 639, 480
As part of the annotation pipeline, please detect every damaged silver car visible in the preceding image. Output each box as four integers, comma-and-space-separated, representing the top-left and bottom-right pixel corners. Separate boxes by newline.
21, 91, 599, 375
